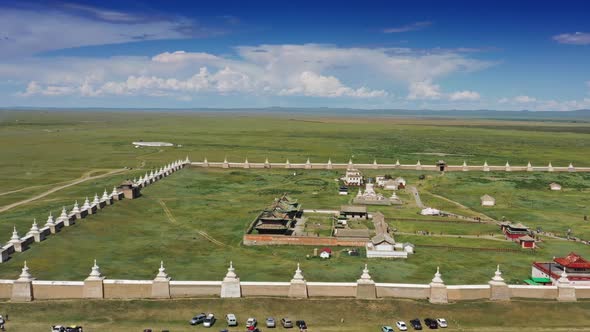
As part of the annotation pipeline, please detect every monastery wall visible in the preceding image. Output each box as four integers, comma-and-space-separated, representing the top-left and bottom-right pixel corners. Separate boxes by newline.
508, 285, 558, 299
32, 281, 84, 299
0, 159, 189, 265
0, 280, 12, 299
103, 280, 152, 299
193, 160, 590, 172
1, 261, 586, 303
243, 234, 367, 247
375, 283, 430, 299
446, 285, 490, 300
169, 281, 222, 297
241, 282, 290, 297
307, 282, 357, 297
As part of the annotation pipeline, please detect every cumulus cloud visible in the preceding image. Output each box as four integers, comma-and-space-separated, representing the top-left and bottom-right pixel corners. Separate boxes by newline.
383, 21, 432, 33
514, 95, 537, 103
279, 71, 387, 98
553, 32, 590, 45
449, 90, 480, 101
10, 43, 493, 100
407, 80, 442, 100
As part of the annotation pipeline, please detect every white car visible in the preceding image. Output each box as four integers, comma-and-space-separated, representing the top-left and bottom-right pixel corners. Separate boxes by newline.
437, 318, 448, 328
246, 317, 257, 328
203, 313, 216, 327
396, 321, 408, 331
226, 313, 237, 326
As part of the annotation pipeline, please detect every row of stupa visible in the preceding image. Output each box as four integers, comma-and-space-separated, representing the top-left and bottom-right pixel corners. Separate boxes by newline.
0, 158, 190, 263
195, 157, 580, 172
10, 260, 577, 302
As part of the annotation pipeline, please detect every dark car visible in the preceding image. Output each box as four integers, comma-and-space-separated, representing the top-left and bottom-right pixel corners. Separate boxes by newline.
424, 318, 438, 329
295, 320, 307, 331
190, 313, 207, 325
410, 319, 422, 330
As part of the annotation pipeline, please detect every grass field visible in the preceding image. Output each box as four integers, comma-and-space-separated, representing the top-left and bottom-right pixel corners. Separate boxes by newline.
1, 297, 590, 331
0, 110, 589, 286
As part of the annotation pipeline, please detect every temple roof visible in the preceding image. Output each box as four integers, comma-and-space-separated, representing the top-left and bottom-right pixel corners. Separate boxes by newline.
554, 252, 590, 269
341, 205, 367, 213
480, 194, 495, 201
519, 235, 535, 241
508, 223, 528, 230
371, 233, 395, 245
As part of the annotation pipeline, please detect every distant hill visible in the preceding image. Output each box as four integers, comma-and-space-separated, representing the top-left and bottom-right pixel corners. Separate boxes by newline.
2, 107, 590, 121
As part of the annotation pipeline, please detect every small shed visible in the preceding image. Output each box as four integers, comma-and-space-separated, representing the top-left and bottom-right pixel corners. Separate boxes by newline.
519, 235, 536, 249
420, 207, 440, 216
319, 247, 332, 259
549, 182, 562, 191
480, 194, 495, 207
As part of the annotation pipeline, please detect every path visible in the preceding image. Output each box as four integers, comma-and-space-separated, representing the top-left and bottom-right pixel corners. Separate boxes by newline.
394, 231, 509, 242
407, 185, 424, 208
159, 200, 177, 223
196, 230, 229, 247
159, 199, 229, 247
424, 190, 496, 222
0, 168, 127, 214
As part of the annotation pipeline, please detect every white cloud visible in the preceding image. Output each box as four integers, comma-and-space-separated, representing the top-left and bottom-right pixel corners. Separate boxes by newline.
0, 6, 220, 58
449, 90, 480, 101
407, 80, 442, 100
553, 32, 590, 45
383, 21, 432, 33
514, 95, 537, 103
10, 44, 492, 101
279, 71, 387, 98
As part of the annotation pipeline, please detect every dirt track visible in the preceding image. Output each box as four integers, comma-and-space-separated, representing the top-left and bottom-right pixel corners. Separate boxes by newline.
0, 168, 127, 214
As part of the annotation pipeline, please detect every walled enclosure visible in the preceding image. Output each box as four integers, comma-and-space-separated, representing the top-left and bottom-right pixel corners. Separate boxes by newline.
3, 261, 586, 303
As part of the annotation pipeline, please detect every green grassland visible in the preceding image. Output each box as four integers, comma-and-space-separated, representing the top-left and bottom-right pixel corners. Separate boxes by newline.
0, 110, 589, 286
2, 297, 590, 331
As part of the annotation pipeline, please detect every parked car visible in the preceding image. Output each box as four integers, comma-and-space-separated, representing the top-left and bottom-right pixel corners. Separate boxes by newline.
295, 320, 307, 331
381, 326, 394, 332
436, 318, 447, 328
52, 326, 83, 332
396, 321, 408, 331
409, 319, 422, 330
246, 318, 258, 328
423, 318, 438, 329
281, 318, 293, 328
203, 314, 216, 327
226, 314, 238, 326
266, 317, 276, 328
190, 313, 207, 325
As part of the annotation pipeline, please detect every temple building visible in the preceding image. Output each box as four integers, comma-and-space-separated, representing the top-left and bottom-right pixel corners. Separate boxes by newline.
366, 212, 413, 258
353, 183, 396, 205
376, 176, 406, 190
252, 194, 303, 235
342, 168, 363, 186
532, 252, 590, 285
500, 222, 531, 240
117, 180, 141, 199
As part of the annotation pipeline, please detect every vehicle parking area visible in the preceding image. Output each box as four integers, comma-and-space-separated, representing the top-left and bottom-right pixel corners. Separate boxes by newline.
4, 297, 590, 331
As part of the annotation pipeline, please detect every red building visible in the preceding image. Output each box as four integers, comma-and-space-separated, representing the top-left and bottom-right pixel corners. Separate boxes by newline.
532, 252, 590, 285
501, 222, 530, 240
519, 235, 536, 249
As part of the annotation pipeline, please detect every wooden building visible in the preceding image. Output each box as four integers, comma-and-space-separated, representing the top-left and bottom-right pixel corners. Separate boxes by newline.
252, 194, 303, 235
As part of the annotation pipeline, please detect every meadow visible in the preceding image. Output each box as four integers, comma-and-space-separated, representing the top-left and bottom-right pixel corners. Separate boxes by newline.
2, 297, 590, 331
0, 110, 589, 285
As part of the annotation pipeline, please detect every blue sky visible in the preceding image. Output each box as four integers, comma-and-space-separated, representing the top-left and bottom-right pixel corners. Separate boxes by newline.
1, 0, 589, 110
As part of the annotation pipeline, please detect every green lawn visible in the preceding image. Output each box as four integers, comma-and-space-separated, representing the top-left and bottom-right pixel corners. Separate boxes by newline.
0, 111, 589, 286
